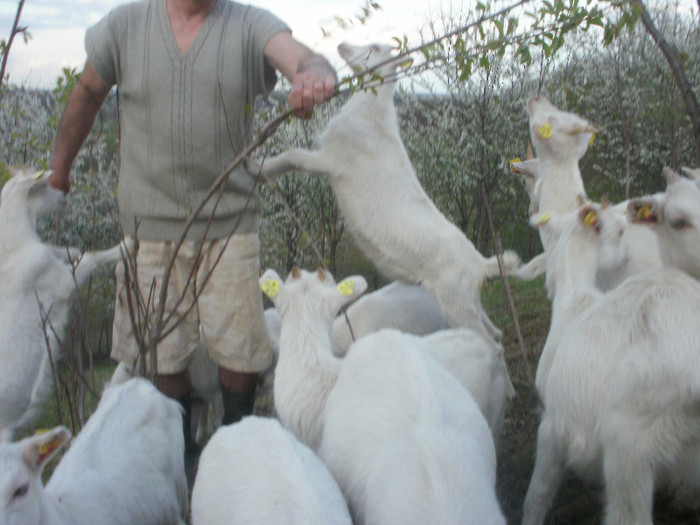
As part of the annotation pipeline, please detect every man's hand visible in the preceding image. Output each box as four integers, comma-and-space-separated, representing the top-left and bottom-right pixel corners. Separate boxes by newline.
48, 168, 71, 194
264, 31, 337, 118
288, 57, 336, 118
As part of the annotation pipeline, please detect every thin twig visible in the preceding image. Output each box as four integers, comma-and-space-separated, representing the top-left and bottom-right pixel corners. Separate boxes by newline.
481, 183, 534, 386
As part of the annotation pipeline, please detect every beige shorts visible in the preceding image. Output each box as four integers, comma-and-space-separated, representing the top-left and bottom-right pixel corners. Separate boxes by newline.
111, 234, 272, 375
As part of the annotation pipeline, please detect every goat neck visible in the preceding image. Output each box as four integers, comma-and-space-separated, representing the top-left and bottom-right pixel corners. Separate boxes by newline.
274, 296, 343, 450
0, 191, 40, 250
535, 213, 602, 396
343, 77, 397, 124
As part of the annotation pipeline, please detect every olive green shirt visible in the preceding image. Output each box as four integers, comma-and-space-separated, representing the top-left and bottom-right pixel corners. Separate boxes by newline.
86, 0, 288, 240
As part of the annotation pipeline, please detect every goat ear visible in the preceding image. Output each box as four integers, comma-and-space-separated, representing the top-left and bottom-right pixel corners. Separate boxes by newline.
30, 169, 53, 185
530, 210, 552, 227
578, 206, 600, 231
534, 121, 552, 140
260, 269, 283, 300
336, 276, 367, 299
575, 194, 589, 207
627, 198, 661, 226
509, 158, 523, 175
22, 426, 71, 473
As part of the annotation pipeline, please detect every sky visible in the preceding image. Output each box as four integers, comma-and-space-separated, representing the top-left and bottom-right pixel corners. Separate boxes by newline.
0, 0, 459, 88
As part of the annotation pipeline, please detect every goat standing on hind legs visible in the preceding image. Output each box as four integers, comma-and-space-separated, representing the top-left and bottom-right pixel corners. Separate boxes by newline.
248, 42, 520, 350
0, 168, 130, 440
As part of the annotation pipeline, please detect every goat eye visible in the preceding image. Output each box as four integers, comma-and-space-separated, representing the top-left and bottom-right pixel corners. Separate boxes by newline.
13, 484, 29, 500
669, 218, 691, 230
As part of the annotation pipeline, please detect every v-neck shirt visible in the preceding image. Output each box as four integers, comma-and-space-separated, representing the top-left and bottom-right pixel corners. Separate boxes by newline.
86, 0, 289, 240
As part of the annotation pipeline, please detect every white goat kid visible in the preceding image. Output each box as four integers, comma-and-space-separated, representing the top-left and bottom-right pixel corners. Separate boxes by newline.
249, 42, 519, 346
0, 168, 130, 440
259, 267, 366, 450
0, 378, 188, 525
191, 416, 352, 525
522, 203, 700, 525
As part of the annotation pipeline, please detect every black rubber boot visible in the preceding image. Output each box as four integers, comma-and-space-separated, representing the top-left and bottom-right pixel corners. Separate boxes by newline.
176, 392, 200, 492
220, 387, 257, 425
175, 392, 199, 454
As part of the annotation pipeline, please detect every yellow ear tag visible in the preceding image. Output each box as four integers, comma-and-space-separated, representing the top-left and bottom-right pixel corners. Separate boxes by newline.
38, 440, 63, 456
337, 280, 355, 297
33, 170, 46, 180
538, 123, 552, 139
637, 203, 653, 221
589, 132, 596, 148
400, 59, 413, 69
583, 210, 598, 227
509, 158, 522, 174
536, 211, 552, 225
261, 279, 280, 299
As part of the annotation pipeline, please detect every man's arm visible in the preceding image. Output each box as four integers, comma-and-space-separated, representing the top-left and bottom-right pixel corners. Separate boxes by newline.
263, 31, 336, 118
49, 61, 112, 194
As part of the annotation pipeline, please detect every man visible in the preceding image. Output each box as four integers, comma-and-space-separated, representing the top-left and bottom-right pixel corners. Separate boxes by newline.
49, 0, 336, 452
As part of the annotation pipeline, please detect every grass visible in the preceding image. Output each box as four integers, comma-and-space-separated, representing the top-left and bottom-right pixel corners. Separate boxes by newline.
483, 276, 700, 525
30, 360, 114, 434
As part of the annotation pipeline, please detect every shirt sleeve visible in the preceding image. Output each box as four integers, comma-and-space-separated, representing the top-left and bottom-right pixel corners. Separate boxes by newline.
242, 5, 290, 96
84, 4, 133, 87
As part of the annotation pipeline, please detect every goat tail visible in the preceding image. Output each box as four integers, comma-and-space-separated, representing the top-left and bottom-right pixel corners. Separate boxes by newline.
483, 250, 521, 280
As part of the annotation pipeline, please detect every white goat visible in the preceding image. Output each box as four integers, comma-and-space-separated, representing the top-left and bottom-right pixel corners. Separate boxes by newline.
526, 96, 593, 226
0, 378, 188, 525
0, 168, 131, 440
191, 416, 352, 525
248, 42, 520, 347
522, 203, 700, 525
259, 267, 366, 450
260, 268, 506, 524
627, 166, 700, 279
320, 330, 505, 525
525, 96, 663, 290
531, 201, 629, 402
330, 281, 447, 357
